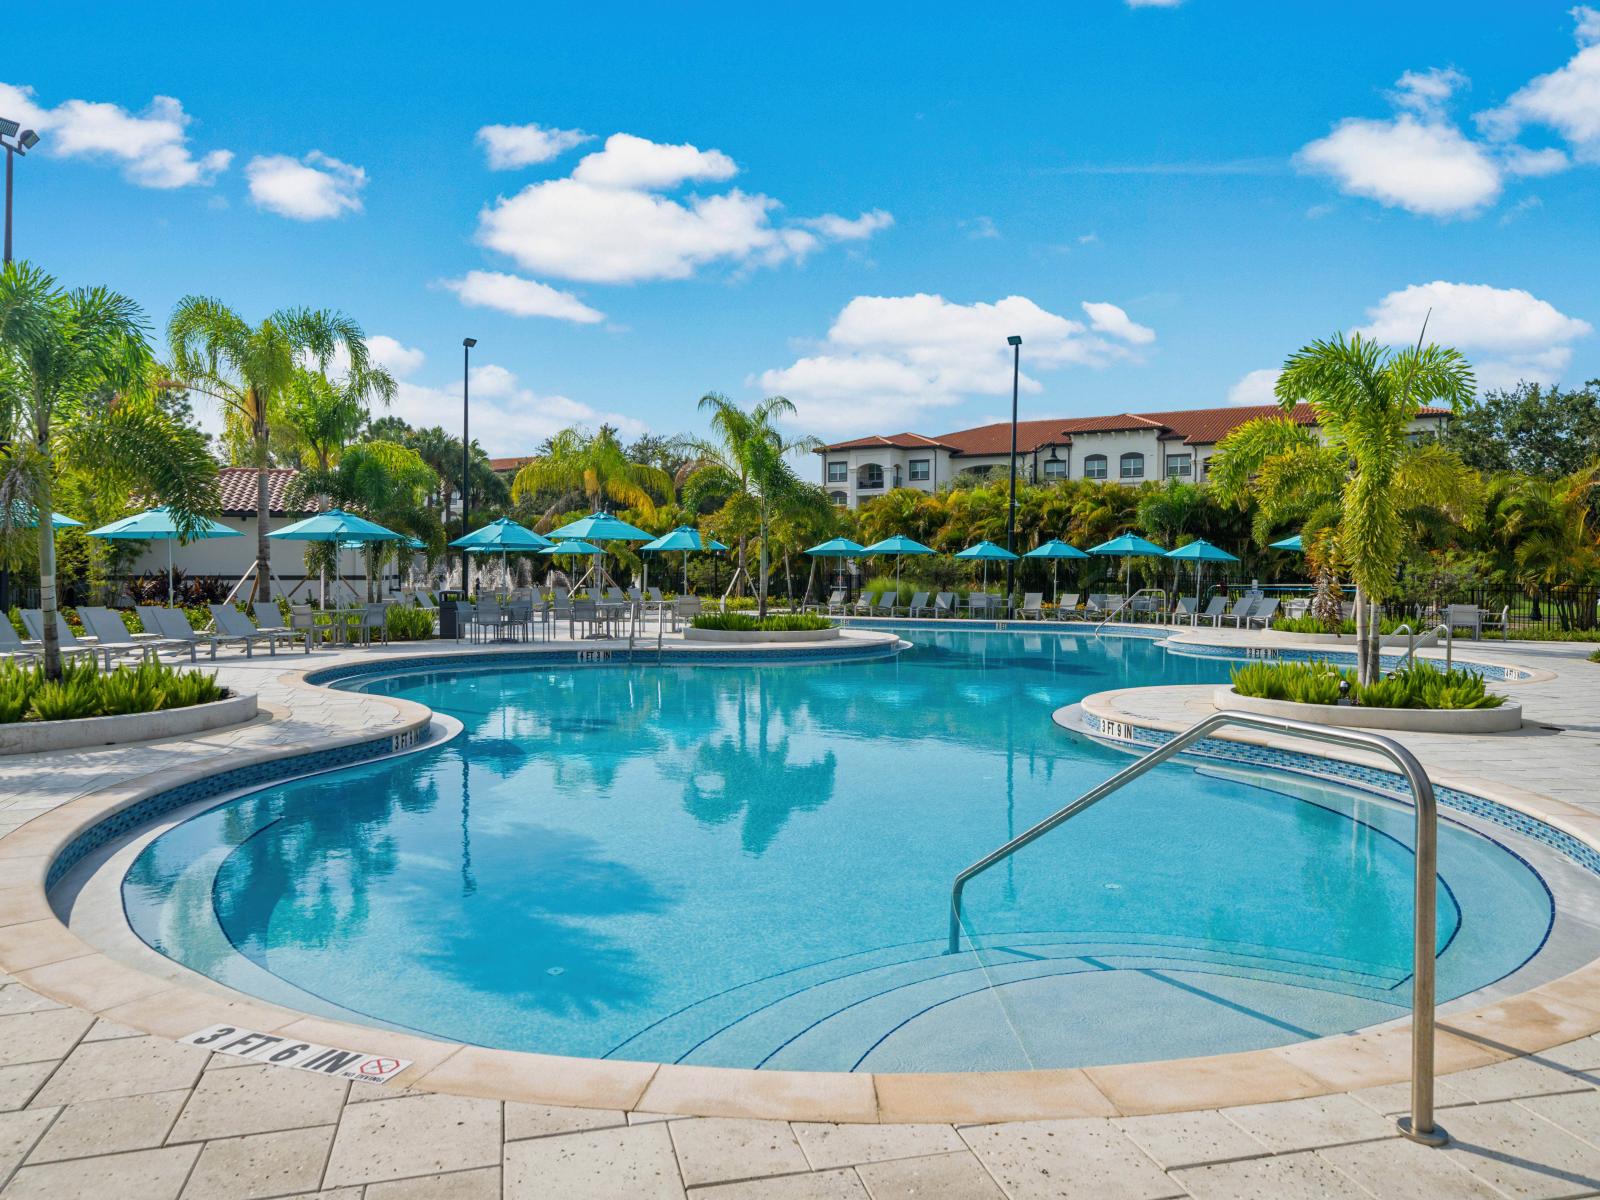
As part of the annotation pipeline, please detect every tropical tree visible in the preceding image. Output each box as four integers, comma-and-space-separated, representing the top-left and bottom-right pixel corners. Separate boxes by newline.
168, 298, 383, 601
1485, 469, 1600, 628
0, 262, 218, 676
277, 365, 395, 474
511, 425, 671, 525
1213, 333, 1478, 682
680, 393, 823, 617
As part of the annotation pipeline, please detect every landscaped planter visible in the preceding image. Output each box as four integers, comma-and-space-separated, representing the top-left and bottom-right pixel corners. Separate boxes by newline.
1214, 687, 1522, 734
682, 626, 842, 644
0, 691, 258, 756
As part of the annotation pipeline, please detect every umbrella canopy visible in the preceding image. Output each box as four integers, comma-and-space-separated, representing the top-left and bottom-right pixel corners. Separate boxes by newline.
706, 536, 730, 551
640, 525, 709, 553
268, 509, 403, 543
805, 537, 867, 557
863, 534, 934, 557
1270, 533, 1304, 552
1087, 533, 1166, 557
449, 516, 552, 551
89, 506, 244, 602
1164, 538, 1239, 563
9, 504, 82, 529
1023, 539, 1089, 560
541, 539, 604, 556
546, 511, 653, 542
404, 536, 427, 551
954, 540, 1019, 561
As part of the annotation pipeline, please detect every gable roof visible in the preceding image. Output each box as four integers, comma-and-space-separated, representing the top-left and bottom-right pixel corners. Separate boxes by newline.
821, 432, 954, 452
217, 467, 313, 517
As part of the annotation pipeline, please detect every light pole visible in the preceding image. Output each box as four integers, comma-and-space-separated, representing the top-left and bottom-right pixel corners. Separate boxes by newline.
1, 119, 41, 266
1004, 335, 1022, 599
460, 337, 476, 594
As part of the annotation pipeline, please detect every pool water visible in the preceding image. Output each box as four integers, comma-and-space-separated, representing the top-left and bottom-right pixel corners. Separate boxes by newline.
123, 628, 1554, 1071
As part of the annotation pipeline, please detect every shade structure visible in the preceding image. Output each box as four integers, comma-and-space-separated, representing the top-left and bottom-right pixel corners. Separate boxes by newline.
1024, 538, 1089, 602
269, 509, 403, 606
544, 512, 652, 592
862, 534, 933, 589
954, 540, 1018, 594
541, 539, 604, 557
640, 525, 724, 594
88, 506, 242, 602
805, 537, 867, 557
1088, 532, 1167, 595
8, 504, 82, 530
404, 536, 427, 551
1270, 533, 1305, 552
450, 516, 552, 552
1164, 538, 1240, 602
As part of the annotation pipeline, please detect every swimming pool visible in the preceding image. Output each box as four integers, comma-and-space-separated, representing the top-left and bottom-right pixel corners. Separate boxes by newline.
122, 627, 1558, 1072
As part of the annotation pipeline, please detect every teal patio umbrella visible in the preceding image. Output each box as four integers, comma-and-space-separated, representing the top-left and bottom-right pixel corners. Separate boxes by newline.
954, 539, 1019, 594
805, 537, 868, 602
9, 504, 82, 530
88, 506, 242, 603
540, 539, 605, 586
862, 534, 934, 591
1165, 538, 1240, 602
1023, 538, 1089, 603
1270, 533, 1304, 552
1088, 532, 1167, 594
546, 511, 654, 592
451, 517, 553, 593
269, 509, 403, 605
640, 525, 724, 594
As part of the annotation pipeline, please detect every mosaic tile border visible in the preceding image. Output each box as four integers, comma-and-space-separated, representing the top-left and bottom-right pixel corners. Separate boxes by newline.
843, 617, 1171, 641
1082, 712, 1600, 877
1162, 639, 1532, 681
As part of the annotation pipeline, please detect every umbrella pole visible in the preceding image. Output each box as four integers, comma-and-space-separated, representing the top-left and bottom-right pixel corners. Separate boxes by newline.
167, 540, 174, 606
683, 551, 689, 595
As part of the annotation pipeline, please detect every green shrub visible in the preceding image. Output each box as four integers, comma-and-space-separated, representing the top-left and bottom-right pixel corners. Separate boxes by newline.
385, 606, 434, 641
0, 659, 225, 723
721, 596, 758, 611
1231, 658, 1503, 709
0, 661, 33, 723
156, 668, 223, 709
29, 666, 102, 721
1270, 614, 1407, 635
96, 662, 167, 715
691, 612, 833, 633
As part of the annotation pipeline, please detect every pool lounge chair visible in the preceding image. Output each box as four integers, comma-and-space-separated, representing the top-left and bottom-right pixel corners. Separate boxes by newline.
1444, 603, 1483, 639
1168, 596, 1199, 624
1245, 597, 1279, 629
931, 592, 957, 618
1019, 592, 1045, 620
1192, 595, 1229, 626
1056, 593, 1080, 619
208, 604, 301, 655
671, 595, 702, 631
1218, 596, 1258, 628
0, 619, 38, 663
20, 610, 103, 664
873, 593, 897, 617
78, 606, 185, 667
900, 591, 930, 617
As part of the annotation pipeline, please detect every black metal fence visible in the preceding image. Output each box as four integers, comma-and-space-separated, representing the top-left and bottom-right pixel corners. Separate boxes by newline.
1213, 582, 1600, 635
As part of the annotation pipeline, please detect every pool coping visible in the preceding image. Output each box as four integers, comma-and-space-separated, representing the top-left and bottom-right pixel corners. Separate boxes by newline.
5, 633, 1600, 1125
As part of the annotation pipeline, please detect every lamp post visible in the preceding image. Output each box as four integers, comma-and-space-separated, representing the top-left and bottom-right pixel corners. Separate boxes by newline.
460, 337, 476, 594
1004, 335, 1022, 598
1, 119, 41, 266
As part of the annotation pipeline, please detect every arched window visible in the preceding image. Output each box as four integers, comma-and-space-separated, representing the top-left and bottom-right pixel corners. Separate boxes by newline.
828, 491, 848, 506
858, 463, 885, 490
1119, 452, 1145, 480
1084, 454, 1108, 480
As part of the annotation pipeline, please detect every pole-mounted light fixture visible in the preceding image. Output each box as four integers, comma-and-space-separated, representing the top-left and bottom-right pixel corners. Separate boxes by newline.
1005, 335, 1022, 599
461, 338, 477, 594
1, 118, 42, 266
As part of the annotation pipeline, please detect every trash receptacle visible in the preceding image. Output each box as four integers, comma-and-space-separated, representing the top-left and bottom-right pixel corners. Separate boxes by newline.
437, 590, 465, 639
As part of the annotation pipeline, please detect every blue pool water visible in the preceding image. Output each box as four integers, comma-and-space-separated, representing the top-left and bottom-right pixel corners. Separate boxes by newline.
123, 628, 1554, 1071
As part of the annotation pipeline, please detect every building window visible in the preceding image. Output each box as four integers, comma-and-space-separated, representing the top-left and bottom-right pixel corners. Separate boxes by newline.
909, 459, 930, 482
1166, 454, 1192, 479
828, 491, 847, 506
1120, 452, 1145, 480
1199, 457, 1210, 478
1043, 458, 1067, 480
858, 463, 885, 490
1084, 454, 1108, 480
827, 461, 847, 483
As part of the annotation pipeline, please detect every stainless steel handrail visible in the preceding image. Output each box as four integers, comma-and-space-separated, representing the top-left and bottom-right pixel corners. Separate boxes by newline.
1094, 587, 1168, 631
946, 709, 1446, 1146
1390, 622, 1453, 673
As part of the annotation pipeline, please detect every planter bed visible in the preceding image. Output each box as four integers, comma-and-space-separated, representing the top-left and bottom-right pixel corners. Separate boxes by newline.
682, 626, 843, 644
1215, 686, 1522, 734
0, 691, 258, 756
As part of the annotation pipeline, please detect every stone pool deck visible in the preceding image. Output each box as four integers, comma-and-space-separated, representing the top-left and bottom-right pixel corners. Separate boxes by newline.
4, 627, 1600, 1196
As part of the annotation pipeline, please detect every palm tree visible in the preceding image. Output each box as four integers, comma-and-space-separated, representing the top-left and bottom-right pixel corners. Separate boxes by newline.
1214, 333, 1477, 682
278, 365, 395, 475
1488, 469, 1600, 629
0, 262, 218, 676
511, 425, 671, 526
168, 297, 383, 601
680, 394, 822, 618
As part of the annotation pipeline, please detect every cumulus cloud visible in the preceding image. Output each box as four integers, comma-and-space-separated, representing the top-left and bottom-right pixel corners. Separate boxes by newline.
396, 363, 644, 451
246, 151, 366, 220
440, 270, 604, 324
473, 131, 890, 285
0, 83, 230, 188
1390, 67, 1468, 117
1226, 368, 1283, 407
365, 335, 426, 377
1478, 7, 1600, 162
758, 293, 1155, 436
1082, 301, 1156, 345
1295, 112, 1502, 217
476, 122, 590, 169
959, 216, 1001, 240
1354, 280, 1593, 389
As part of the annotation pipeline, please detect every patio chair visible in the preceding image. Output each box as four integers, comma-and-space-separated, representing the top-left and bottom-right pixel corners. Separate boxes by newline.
142, 605, 253, 659
906, 592, 936, 618
21, 610, 103, 664
450, 600, 475, 642
210, 604, 303, 655
873, 593, 897, 616
850, 592, 876, 616
1192, 595, 1230, 626
78, 606, 180, 667
931, 592, 957, 618
1218, 596, 1258, 628
1444, 603, 1482, 640
0, 619, 38, 663
1019, 592, 1045, 620
807, 588, 843, 614
670, 595, 702, 631
1128, 595, 1159, 622
469, 598, 506, 643
289, 604, 337, 648
570, 597, 603, 639
1056, 593, 1080, 619
1245, 597, 1280, 629
966, 593, 992, 618
251, 601, 294, 637
1168, 596, 1199, 624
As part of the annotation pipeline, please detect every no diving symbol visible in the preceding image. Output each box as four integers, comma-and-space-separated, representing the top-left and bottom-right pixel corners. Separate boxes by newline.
361, 1057, 401, 1078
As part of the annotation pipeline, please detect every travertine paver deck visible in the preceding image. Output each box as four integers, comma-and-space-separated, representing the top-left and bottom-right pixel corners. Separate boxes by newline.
3, 626, 1600, 1196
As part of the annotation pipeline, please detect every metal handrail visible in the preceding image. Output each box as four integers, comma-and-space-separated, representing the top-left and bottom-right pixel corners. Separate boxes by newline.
947, 709, 1446, 1146
1390, 622, 1453, 673
1094, 587, 1168, 631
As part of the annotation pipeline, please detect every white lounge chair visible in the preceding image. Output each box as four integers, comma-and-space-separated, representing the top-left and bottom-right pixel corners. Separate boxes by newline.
1245, 597, 1280, 629
1193, 596, 1230, 626
78, 606, 186, 667
1218, 596, 1258, 628
1019, 592, 1045, 620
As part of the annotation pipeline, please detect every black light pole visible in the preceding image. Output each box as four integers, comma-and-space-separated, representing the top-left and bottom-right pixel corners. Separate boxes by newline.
460, 337, 476, 594
1004, 334, 1022, 598
1, 119, 41, 266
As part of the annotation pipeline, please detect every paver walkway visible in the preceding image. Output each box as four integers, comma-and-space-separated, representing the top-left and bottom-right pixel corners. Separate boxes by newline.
3, 628, 1600, 1197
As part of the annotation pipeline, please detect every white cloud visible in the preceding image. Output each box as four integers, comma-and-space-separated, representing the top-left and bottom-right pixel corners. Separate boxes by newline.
1226, 368, 1282, 407
476, 122, 589, 169
1502, 145, 1570, 176
1295, 112, 1502, 217
0, 83, 230, 188
570, 132, 737, 189
246, 151, 366, 220
391, 363, 644, 452
1390, 67, 1467, 117
960, 216, 1001, 240
366, 335, 426, 377
440, 270, 604, 324
758, 293, 1154, 437
473, 132, 889, 285
1354, 280, 1592, 388
1081, 301, 1156, 345
1478, 9, 1600, 162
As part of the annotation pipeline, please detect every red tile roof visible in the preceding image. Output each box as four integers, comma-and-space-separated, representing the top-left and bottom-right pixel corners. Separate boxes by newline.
489, 455, 537, 473
217, 467, 312, 516
926, 420, 1077, 456
820, 432, 954, 452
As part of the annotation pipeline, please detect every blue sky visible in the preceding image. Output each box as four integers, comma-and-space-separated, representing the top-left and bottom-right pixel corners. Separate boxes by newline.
7, 1, 1600, 452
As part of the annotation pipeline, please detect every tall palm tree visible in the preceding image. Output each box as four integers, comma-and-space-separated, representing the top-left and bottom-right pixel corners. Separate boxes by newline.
0, 262, 218, 676
511, 425, 671, 525
680, 394, 823, 617
168, 298, 382, 601
278, 365, 395, 474
1214, 333, 1477, 682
